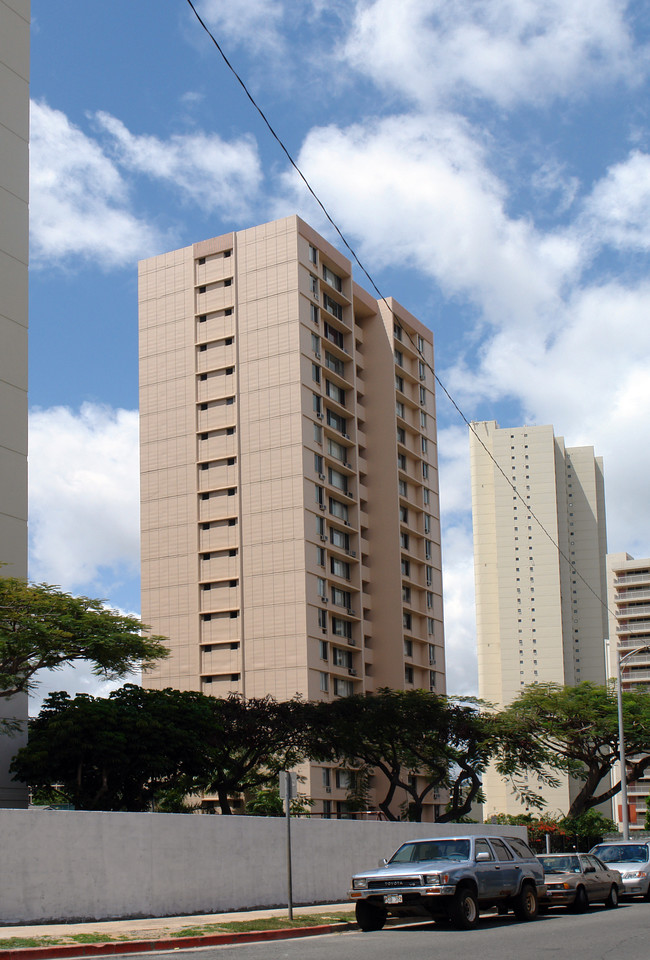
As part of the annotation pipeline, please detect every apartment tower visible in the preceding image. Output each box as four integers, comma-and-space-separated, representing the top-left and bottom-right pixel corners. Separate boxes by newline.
139, 215, 445, 817
470, 421, 608, 816
0, 0, 29, 808
606, 552, 650, 831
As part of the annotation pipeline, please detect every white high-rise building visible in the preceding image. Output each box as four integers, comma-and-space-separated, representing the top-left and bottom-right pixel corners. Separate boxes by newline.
139, 215, 446, 818
0, 0, 30, 807
470, 421, 608, 816
606, 552, 650, 832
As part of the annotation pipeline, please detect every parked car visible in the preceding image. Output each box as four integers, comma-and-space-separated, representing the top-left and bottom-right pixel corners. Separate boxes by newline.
537, 853, 621, 911
589, 841, 650, 900
349, 834, 546, 930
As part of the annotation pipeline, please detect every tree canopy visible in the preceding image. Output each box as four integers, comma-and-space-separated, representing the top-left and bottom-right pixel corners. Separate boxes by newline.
493, 681, 650, 818
307, 688, 493, 821
0, 577, 169, 699
10, 684, 217, 810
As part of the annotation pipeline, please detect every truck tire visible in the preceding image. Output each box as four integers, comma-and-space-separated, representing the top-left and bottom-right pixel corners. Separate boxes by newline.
355, 900, 387, 931
449, 887, 479, 930
513, 882, 538, 921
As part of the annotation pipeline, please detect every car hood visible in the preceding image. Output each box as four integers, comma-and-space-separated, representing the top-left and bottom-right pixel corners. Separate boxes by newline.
353, 859, 468, 880
597, 860, 648, 871
543, 871, 580, 882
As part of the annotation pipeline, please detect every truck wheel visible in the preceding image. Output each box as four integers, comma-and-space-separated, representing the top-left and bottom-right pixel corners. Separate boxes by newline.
449, 887, 479, 929
513, 883, 538, 921
355, 900, 387, 931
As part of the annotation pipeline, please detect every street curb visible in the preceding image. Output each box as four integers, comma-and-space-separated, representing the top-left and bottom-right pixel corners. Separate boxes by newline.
0, 923, 356, 960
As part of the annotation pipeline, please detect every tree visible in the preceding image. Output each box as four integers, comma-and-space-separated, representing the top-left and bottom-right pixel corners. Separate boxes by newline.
307, 689, 494, 821
0, 577, 169, 699
10, 684, 218, 810
494, 682, 650, 818
192, 694, 308, 814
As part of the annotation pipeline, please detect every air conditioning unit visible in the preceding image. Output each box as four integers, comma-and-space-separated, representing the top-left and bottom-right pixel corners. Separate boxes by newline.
347, 608, 355, 617
347, 637, 357, 646
319, 473, 326, 480
344, 520, 351, 527
344, 462, 352, 469
346, 491, 354, 498
313, 292, 319, 301
348, 668, 357, 677
325, 786, 331, 793
347, 550, 356, 558
317, 413, 324, 420
315, 351, 321, 359
322, 627, 328, 634
319, 503, 326, 510
321, 597, 328, 604
343, 433, 351, 440
320, 535, 328, 542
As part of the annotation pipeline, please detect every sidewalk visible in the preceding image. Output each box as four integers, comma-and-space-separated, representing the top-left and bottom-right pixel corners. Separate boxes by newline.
0, 904, 355, 959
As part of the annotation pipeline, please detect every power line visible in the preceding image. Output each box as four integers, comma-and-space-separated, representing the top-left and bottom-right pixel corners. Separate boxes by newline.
183, 0, 616, 626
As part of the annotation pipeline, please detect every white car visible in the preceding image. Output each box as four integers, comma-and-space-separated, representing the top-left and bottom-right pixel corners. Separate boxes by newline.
589, 841, 650, 900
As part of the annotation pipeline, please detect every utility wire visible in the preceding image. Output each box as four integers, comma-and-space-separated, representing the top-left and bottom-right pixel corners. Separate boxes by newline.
183, 0, 617, 628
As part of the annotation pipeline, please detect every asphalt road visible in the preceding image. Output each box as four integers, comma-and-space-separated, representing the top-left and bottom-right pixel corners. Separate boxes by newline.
135, 901, 648, 960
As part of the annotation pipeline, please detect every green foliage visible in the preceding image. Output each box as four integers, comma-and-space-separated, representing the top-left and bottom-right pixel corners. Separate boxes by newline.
11, 685, 218, 810
306, 688, 494, 821
192, 695, 308, 814
494, 681, 650, 818
0, 577, 169, 699
245, 785, 314, 817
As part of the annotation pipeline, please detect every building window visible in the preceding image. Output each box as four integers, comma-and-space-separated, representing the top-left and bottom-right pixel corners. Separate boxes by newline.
419, 385, 426, 406
395, 349, 403, 367
399, 506, 408, 523
403, 612, 412, 630
426, 564, 433, 585
329, 497, 349, 522
317, 546, 325, 566
332, 586, 351, 608
323, 295, 343, 320
311, 303, 319, 325
312, 363, 321, 384
398, 453, 407, 471
400, 532, 409, 549
396, 400, 405, 418
423, 488, 430, 506
330, 527, 350, 550
319, 639, 328, 661
395, 374, 404, 392
332, 617, 352, 638
330, 557, 350, 579
320, 672, 329, 692
424, 514, 431, 534
322, 264, 342, 291
323, 322, 343, 348
427, 591, 433, 609
314, 423, 322, 444
405, 665, 414, 684
315, 484, 324, 506
425, 540, 432, 559
317, 577, 327, 597
428, 644, 436, 665
309, 273, 318, 295
327, 437, 346, 461
325, 351, 344, 376
333, 646, 352, 669
314, 453, 323, 474
326, 409, 346, 433
429, 670, 436, 691
401, 558, 410, 577
404, 638, 413, 657
309, 243, 318, 264
421, 437, 428, 455
333, 677, 353, 697
313, 393, 322, 415
427, 617, 435, 636
326, 380, 345, 405
402, 585, 411, 603
397, 426, 406, 444
318, 607, 327, 629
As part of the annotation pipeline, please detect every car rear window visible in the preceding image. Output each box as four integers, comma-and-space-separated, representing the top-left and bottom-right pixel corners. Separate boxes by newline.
504, 837, 536, 860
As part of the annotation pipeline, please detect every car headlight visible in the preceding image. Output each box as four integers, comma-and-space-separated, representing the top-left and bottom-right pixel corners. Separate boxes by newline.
352, 877, 369, 889
424, 874, 441, 885
623, 871, 648, 880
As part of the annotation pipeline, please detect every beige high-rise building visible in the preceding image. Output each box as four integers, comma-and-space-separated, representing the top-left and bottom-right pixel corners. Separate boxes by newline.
606, 552, 650, 832
470, 421, 608, 816
139, 215, 446, 817
0, 0, 29, 807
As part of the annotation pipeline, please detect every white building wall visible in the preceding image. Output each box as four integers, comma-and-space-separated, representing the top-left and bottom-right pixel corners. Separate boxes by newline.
0, 810, 526, 923
0, 0, 29, 809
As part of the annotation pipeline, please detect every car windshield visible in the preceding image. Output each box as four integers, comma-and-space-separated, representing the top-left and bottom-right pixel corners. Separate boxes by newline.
591, 844, 648, 864
538, 855, 580, 874
389, 839, 471, 863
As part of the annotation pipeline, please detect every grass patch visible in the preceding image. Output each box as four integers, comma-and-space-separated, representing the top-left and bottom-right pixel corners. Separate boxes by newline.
0, 913, 355, 950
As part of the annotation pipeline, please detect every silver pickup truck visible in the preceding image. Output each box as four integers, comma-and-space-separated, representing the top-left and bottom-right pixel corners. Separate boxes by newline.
350, 834, 546, 930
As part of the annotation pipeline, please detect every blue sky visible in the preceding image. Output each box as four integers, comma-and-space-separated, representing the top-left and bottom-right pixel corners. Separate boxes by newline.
27, 0, 650, 705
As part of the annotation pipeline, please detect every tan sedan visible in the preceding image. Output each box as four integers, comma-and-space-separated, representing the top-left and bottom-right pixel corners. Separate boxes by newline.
537, 854, 622, 912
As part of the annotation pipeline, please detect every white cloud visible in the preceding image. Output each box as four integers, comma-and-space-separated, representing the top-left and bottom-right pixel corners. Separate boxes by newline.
197, 0, 286, 55
94, 112, 262, 219
582, 150, 650, 250
30, 101, 164, 268
28, 403, 140, 595
282, 113, 583, 330
344, 0, 643, 108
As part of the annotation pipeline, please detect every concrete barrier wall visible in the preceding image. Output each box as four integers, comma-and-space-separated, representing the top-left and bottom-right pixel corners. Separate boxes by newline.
0, 810, 526, 923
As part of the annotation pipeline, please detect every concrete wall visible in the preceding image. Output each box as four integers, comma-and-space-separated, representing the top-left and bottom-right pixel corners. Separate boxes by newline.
1, 810, 526, 923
